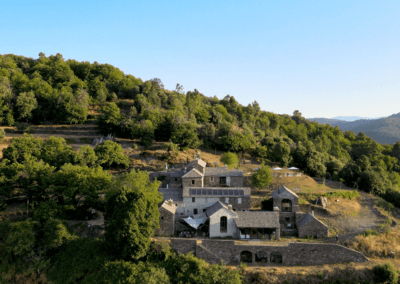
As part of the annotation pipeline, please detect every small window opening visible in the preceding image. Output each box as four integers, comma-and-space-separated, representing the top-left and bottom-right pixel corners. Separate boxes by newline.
220, 216, 227, 233
194, 209, 198, 214
238, 198, 242, 204
192, 180, 195, 185
192, 197, 195, 202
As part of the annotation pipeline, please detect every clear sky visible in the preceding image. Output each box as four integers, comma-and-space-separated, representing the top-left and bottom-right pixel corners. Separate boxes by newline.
2, 0, 399, 118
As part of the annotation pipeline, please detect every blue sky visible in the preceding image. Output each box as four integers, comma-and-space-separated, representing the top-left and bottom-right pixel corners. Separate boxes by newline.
2, 0, 399, 118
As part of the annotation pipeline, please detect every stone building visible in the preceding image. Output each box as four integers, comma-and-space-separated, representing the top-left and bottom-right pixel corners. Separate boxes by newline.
155, 159, 327, 240
296, 213, 329, 238
154, 200, 176, 236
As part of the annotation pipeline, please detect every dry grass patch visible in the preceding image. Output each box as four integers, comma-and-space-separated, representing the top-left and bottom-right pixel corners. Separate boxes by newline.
346, 226, 400, 259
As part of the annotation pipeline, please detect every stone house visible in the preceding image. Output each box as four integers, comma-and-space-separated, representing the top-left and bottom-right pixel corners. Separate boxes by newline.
296, 213, 329, 238
206, 201, 239, 238
154, 200, 176, 236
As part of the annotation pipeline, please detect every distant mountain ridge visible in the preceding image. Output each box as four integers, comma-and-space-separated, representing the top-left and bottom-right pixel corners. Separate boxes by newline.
307, 113, 400, 145
331, 116, 382, 121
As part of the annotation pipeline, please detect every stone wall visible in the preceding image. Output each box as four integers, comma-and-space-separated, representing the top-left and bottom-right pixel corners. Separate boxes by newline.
170, 239, 369, 266
218, 196, 250, 212
297, 218, 329, 238
154, 207, 175, 236
170, 238, 196, 255
182, 177, 203, 188
203, 176, 244, 187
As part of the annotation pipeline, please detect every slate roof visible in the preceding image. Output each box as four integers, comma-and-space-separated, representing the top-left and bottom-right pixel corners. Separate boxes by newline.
296, 213, 327, 228
204, 167, 243, 177
160, 201, 177, 214
271, 185, 299, 199
159, 188, 183, 202
234, 211, 280, 228
206, 201, 229, 217
170, 171, 183, 178
183, 187, 251, 197
182, 168, 204, 178
186, 158, 207, 168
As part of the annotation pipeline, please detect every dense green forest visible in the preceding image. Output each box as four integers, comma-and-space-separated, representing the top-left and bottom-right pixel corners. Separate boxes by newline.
1, 53, 400, 282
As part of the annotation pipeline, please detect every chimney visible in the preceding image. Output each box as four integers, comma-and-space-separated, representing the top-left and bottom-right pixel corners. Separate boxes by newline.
183, 167, 187, 173
228, 204, 233, 211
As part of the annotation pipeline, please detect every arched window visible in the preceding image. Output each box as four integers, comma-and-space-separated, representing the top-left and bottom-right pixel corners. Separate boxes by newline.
220, 216, 227, 233
240, 251, 253, 263
281, 199, 292, 212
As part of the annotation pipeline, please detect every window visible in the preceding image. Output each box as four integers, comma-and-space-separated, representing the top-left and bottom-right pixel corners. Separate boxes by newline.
194, 209, 198, 214
285, 217, 290, 222
203, 209, 206, 212
161, 217, 164, 220
175, 178, 178, 181
192, 197, 195, 202
238, 198, 242, 204
220, 216, 227, 233
210, 177, 214, 182
220, 177, 226, 184
225, 198, 229, 203
281, 199, 292, 212
175, 204, 178, 207
192, 180, 195, 185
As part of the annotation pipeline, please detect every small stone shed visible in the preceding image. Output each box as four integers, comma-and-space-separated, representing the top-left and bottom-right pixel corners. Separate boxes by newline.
296, 213, 329, 238
154, 200, 176, 236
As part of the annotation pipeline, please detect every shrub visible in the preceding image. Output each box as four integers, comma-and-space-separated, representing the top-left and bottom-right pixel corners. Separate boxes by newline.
364, 229, 380, 237
373, 262, 398, 284
374, 197, 395, 213
299, 197, 308, 205
221, 152, 239, 168
133, 143, 138, 150
0, 128, 4, 142
15, 122, 32, 133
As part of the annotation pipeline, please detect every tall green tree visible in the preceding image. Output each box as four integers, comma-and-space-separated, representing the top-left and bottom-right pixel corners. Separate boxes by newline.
251, 164, 273, 189
95, 140, 129, 169
104, 170, 162, 260
15, 91, 37, 121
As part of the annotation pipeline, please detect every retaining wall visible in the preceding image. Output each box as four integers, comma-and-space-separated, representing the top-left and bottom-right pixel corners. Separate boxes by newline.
170, 238, 369, 266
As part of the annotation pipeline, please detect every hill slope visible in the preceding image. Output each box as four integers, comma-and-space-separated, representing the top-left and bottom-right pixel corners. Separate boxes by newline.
308, 113, 400, 144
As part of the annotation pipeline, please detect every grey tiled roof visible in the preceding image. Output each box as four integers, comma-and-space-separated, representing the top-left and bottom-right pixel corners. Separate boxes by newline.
296, 213, 327, 228
170, 171, 183, 178
159, 188, 183, 202
234, 211, 280, 228
204, 167, 243, 177
271, 185, 299, 199
206, 201, 228, 217
186, 158, 207, 168
182, 168, 204, 178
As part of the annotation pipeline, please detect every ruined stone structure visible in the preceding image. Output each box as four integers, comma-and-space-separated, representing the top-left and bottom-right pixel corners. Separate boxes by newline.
170, 239, 369, 266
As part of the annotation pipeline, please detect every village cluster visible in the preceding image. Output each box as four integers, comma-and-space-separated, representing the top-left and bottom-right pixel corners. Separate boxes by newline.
151, 158, 329, 240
